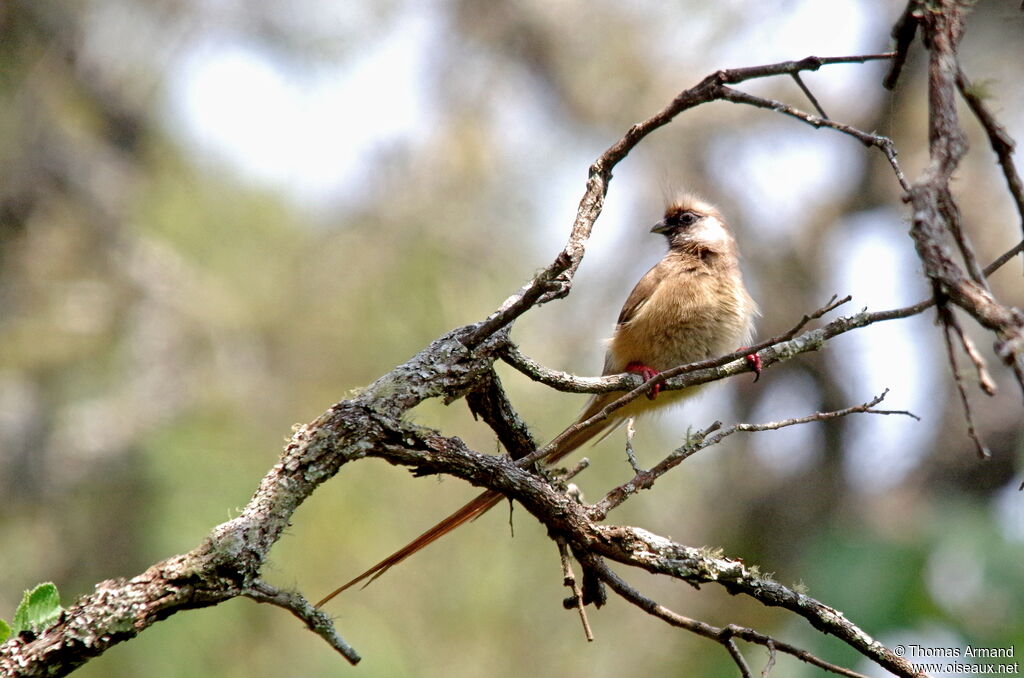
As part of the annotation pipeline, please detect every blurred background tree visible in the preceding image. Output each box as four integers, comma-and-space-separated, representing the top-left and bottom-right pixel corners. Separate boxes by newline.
1, 1, 1022, 676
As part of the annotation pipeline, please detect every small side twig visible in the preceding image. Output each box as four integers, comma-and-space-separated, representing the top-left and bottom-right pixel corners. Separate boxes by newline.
937, 303, 992, 459
950, 319, 998, 396
623, 418, 644, 474
556, 538, 594, 642
983, 240, 1024, 277
586, 556, 870, 678
719, 87, 912, 192
884, 1, 921, 90
558, 457, 591, 483
723, 630, 755, 678
938, 188, 989, 286
790, 71, 828, 118
762, 639, 778, 678
499, 294, 852, 396
956, 68, 1024, 254
243, 581, 361, 665
592, 390, 917, 519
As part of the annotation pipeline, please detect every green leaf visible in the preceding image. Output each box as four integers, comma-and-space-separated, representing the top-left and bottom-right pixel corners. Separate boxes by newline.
12, 583, 62, 635
0, 618, 11, 643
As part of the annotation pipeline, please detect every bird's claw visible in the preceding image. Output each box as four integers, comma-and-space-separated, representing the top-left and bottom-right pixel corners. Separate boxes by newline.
744, 352, 762, 382
625, 362, 662, 399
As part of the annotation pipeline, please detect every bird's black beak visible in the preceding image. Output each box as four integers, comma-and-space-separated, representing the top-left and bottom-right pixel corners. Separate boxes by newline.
650, 219, 670, 234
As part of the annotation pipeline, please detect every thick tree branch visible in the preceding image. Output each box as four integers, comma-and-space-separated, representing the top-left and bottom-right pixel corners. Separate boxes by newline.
466, 367, 538, 460
345, 419, 923, 677
586, 528, 924, 678
0, 326, 504, 676
906, 0, 1024, 395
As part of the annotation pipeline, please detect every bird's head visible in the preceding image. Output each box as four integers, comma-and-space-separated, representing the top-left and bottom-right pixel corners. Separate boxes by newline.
650, 195, 736, 254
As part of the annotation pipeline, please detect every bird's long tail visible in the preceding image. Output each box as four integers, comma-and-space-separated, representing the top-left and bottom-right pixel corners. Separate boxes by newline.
315, 393, 621, 608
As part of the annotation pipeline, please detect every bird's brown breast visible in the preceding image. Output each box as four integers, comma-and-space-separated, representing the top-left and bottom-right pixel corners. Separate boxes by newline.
606, 252, 753, 374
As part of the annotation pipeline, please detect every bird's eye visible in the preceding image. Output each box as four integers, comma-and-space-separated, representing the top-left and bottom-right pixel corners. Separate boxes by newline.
677, 212, 698, 227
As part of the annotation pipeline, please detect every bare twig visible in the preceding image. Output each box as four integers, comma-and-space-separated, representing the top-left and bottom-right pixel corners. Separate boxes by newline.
715, 53, 896, 81
943, 306, 998, 397
762, 639, 778, 678
938, 304, 992, 459
591, 390, 917, 519
790, 71, 829, 119
586, 556, 872, 678
725, 634, 755, 678
244, 581, 361, 665
956, 68, 1024, 253
499, 294, 851, 396
939, 188, 989, 286
719, 87, 911, 193
623, 418, 643, 474
556, 457, 591, 484
556, 539, 594, 642
984, 240, 1024, 277
884, 1, 920, 90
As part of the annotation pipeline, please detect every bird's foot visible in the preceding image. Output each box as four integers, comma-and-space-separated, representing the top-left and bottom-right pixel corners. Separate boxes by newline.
742, 350, 762, 382
625, 362, 662, 399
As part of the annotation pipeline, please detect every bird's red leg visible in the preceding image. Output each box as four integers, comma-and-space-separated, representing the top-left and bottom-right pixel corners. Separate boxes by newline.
742, 350, 762, 382
625, 362, 662, 399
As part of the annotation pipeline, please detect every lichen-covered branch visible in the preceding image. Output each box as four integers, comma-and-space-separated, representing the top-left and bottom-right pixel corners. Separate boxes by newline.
587, 528, 924, 678
0, 327, 506, 676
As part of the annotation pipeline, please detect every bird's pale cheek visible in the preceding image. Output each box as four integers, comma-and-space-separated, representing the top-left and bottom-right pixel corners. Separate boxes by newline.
689, 221, 731, 248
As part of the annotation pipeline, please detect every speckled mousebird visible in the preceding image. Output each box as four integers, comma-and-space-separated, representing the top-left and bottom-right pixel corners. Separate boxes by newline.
316, 194, 759, 607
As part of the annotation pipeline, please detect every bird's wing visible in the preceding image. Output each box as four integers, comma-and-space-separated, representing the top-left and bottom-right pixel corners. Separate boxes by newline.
615, 262, 664, 327
601, 261, 666, 376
